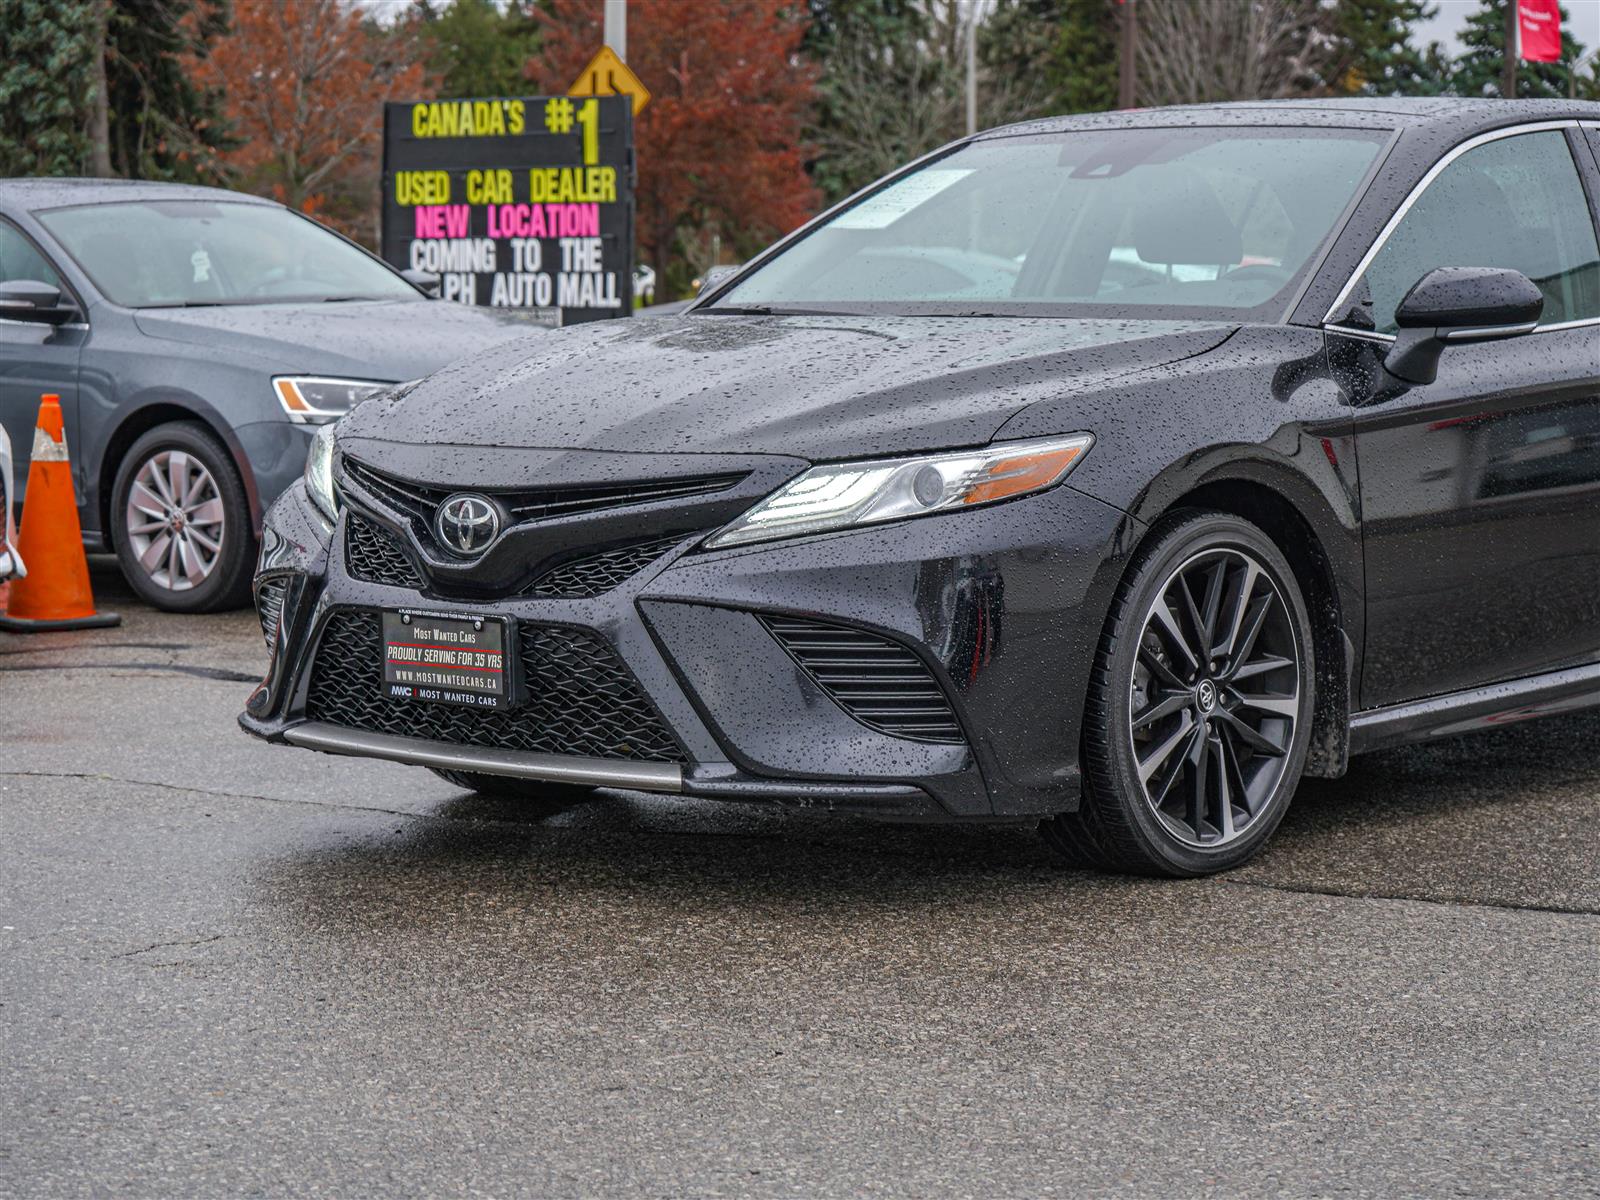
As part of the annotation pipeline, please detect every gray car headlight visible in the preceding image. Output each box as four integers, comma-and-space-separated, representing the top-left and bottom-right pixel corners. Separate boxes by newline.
274, 376, 392, 424
704, 433, 1094, 550
304, 423, 340, 522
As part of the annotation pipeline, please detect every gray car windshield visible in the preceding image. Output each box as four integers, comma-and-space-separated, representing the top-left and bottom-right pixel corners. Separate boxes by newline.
713, 128, 1385, 320
37, 200, 421, 308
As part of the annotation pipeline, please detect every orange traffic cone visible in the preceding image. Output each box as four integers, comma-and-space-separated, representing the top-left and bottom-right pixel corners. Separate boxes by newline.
0, 394, 119, 632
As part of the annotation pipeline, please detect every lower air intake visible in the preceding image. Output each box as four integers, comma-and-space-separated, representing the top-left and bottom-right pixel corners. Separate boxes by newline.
760, 614, 965, 744
305, 609, 682, 762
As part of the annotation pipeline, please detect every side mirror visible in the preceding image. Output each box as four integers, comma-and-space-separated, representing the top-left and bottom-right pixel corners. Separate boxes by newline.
400, 268, 441, 298
1384, 266, 1542, 384
0, 279, 79, 326
697, 264, 741, 295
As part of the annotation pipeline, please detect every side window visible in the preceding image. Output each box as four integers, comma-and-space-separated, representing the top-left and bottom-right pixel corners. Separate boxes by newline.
0, 221, 63, 289
1352, 131, 1600, 333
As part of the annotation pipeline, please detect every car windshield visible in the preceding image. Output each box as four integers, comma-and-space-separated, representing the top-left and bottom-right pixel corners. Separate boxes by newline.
36, 200, 421, 308
712, 127, 1386, 320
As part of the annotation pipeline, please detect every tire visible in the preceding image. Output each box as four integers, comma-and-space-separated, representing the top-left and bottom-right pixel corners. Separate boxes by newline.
1043, 510, 1316, 877
111, 421, 254, 613
428, 768, 597, 815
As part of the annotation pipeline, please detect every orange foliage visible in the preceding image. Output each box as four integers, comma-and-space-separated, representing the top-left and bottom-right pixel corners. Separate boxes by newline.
530, 0, 819, 285
193, 0, 427, 240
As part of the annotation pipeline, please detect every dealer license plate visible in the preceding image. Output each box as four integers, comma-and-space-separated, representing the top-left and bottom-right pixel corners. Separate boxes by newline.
381, 610, 509, 710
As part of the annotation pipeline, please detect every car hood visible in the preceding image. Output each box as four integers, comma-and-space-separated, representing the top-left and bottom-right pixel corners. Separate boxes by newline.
339, 313, 1236, 462
133, 299, 547, 381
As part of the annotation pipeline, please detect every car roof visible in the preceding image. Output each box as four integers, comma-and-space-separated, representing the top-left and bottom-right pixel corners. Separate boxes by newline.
0, 177, 282, 212
979, 97, 1600, 140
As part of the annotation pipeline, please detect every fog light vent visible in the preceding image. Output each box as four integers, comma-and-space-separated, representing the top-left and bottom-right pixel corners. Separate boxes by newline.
760, 614, 964, 744
255, 576, 290, 649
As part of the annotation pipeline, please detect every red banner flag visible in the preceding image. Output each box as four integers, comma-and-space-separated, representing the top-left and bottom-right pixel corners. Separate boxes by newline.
1518, 0, 1563, 63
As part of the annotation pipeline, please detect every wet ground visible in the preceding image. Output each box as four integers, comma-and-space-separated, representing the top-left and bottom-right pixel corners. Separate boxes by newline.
2, 563, 1596, 1197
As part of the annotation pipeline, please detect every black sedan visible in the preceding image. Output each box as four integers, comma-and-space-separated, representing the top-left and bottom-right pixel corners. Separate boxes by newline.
243, 99, 1600, 876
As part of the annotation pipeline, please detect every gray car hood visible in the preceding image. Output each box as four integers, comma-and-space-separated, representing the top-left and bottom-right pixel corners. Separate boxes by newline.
340, 313, 1236, 461
133, 299, 547, 381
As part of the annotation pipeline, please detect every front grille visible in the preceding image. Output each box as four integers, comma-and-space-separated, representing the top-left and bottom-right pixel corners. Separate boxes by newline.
345, 514, 424, 589
524, 534, 688, 599
255, 576, 289, 648
762, 615, 965, 744
304, 609, 682, 762
342, 456, 744, 533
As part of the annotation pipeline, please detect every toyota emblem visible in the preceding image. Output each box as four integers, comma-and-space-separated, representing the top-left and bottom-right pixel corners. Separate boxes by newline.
434, 493, 502, 557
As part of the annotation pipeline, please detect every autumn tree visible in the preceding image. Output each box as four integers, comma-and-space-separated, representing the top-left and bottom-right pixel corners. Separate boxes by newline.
530, 0, 819, 298
193, 0, 427, 241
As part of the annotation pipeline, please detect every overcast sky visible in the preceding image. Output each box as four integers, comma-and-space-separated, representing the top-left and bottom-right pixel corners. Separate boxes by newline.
1414, 0, 1600, 57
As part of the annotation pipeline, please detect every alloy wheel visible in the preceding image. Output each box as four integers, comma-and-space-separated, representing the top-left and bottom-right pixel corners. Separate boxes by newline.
124, 449, 226, 592
1127, 546, 1301, 848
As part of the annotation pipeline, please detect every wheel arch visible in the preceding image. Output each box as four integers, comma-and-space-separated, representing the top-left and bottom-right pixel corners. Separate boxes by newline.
97, 399, 260, 545
1112, 462, 1358, 780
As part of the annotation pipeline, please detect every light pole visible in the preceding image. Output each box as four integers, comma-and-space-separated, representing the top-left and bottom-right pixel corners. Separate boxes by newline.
965, 8, 977, 136
605, 0, 626, 61
1119, 0, 1138, 110
1503, 0, 1518, 98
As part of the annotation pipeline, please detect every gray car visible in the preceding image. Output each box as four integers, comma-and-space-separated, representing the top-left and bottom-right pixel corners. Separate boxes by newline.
0, 179, 543, 610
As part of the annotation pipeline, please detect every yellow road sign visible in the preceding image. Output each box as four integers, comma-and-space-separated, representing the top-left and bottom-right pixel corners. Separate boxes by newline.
568, 46, 650, 116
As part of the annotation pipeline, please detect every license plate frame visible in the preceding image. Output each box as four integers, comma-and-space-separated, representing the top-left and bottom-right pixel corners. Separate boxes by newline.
380, 609, 512, 711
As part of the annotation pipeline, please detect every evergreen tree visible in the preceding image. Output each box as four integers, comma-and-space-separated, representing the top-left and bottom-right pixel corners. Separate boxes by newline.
980, 0, 1079, 120
0, 0, 232, 180
1042, 0, 1119, 114
406, 0, 542, 99
1330, 0, 1450, 95
104, 0, 234, 181
802, 0, 947, 204
0, 0, 96, 176
1450, 0, 1592, 98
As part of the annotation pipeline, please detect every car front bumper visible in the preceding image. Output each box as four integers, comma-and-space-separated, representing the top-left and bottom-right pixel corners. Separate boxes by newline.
240, 476, 1139, 820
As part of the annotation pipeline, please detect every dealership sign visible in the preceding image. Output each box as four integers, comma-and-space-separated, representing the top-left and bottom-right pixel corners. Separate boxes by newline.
381, 95, 634, 324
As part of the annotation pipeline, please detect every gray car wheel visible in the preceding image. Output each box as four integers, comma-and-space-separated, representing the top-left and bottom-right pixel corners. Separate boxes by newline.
111, 422, 254, 613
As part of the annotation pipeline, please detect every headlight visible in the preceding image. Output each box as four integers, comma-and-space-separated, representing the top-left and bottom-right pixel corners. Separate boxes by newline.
305, 423, 340, 522
273, 376, 391, 424
705, 433, 1094, 550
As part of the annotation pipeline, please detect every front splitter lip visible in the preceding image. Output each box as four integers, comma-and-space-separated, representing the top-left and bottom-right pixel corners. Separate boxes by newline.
239, 714, 944, 817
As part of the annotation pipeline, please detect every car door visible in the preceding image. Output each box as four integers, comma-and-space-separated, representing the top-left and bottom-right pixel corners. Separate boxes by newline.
1330, 127, 1600, 709
0, 217, 85, 508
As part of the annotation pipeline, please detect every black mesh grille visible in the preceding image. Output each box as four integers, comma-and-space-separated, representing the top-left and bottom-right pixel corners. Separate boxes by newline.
342, 456, 743, 531
304, 609, 682, 762
255, 576, 289, 648
345, 514, 424, 589
761, 615, 964, 744
524, 534, 688, 599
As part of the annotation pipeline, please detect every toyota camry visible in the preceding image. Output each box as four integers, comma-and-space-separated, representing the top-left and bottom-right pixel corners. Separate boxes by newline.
242, 99, 1600, 876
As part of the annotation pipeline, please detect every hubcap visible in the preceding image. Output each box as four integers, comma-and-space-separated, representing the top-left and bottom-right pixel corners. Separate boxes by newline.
125, 450, 225, 592
1128, 547, 1301, 849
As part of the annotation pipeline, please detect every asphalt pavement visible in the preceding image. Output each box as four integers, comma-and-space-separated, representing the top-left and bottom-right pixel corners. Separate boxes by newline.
1, 561, 1596, 1198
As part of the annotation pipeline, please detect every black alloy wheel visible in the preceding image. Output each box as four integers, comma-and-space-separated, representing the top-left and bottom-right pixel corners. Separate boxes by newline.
1044, 511, 1315, 876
